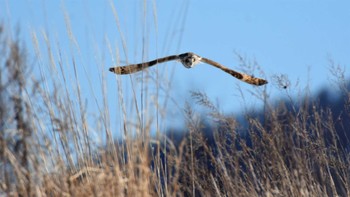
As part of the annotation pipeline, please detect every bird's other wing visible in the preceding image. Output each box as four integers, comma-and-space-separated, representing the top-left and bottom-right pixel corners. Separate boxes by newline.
109, 55, 179, 75
200, 57, 268, 86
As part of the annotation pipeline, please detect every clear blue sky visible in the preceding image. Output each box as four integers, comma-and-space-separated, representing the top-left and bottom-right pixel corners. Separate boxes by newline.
2, 1, 350, 133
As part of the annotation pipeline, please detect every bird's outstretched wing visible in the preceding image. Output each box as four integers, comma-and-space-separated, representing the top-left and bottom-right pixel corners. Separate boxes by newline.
200, 57, 268, 86
109, 52, 268, 86
109, 55, 179, 74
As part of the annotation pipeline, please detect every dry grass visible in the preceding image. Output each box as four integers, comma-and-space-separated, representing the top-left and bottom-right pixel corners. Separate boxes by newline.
1, 10, 350, 197
182, 90, 350, 197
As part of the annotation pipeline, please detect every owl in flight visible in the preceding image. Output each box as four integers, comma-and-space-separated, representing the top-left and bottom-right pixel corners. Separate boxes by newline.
109, 52, 268, 86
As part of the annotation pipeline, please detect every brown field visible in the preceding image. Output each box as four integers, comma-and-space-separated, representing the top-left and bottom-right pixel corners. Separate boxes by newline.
1, 16, 349, 197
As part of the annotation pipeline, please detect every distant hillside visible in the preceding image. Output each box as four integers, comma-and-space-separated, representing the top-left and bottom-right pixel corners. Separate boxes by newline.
167, 82, 350, 151
160, 82, 350, 196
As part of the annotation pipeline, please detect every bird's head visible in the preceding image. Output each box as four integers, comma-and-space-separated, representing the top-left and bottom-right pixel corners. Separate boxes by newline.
178, 52, 202, 68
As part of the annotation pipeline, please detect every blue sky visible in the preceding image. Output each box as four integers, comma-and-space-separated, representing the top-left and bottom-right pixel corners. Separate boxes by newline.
1, 1, 350, 134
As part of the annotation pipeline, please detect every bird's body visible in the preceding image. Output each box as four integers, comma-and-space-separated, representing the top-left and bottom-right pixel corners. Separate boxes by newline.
109, 52, 268, 86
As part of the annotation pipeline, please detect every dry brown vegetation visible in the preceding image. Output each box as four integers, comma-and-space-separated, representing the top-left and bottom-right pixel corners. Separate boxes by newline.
1, 21, 350, 197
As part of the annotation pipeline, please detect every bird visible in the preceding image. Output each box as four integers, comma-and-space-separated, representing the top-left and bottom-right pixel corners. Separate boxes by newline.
109, 52, 268, 86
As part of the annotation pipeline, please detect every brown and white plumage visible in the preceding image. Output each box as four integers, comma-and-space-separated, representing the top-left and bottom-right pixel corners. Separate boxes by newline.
109, 52, 268, 86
